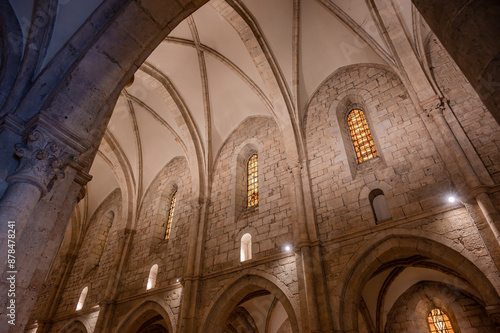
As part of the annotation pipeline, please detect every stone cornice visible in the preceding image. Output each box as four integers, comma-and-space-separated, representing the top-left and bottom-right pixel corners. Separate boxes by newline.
25, 112, 91, 156
0, 112, 24, 135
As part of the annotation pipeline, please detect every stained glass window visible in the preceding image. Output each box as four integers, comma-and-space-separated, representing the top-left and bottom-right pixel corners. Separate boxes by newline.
427, 308, 455, 333
247, 154, 258, 207
347, 109, 378, 163
165, 191, 177, 239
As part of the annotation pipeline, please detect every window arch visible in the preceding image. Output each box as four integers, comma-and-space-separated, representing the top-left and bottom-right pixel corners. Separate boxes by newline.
347, 109, 378, 163
247, 154, 258, 207
427, 308, 455, 332
165, 191, 177, 240
147, 264, 159, 290
83, 210, 115, 276
76, 286, 88, 311
240, 233, 252, 262
369, 189, 391, 223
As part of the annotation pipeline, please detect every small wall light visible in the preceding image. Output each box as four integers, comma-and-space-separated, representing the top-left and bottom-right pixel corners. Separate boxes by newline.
284, 244, 292, 252
447, 196, 456, 203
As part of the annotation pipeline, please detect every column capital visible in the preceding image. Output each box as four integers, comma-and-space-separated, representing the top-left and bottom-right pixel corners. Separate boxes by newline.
420, 95, 446, 116
6, 112, 93, 196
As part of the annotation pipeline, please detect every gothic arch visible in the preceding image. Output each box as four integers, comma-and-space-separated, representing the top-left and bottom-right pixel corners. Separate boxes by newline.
114, 299, 175, 333
59, 319, 91, 333
137, 156, 188, 241
201, 272, 300, 333
335, 232, 500, 332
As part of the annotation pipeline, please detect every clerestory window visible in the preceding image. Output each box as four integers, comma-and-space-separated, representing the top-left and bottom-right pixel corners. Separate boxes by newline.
165, 191, 177, 239
247, 154, 258, 207
347, 109, 378, 163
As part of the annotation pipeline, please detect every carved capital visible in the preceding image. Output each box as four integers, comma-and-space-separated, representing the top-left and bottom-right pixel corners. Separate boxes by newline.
421, 96, 446, 117
287, 162, 303, 175
7, 129, 79, 196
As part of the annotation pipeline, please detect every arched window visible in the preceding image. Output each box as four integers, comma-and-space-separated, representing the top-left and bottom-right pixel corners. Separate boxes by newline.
147, 264, 159, 290
83, 211, 114, 276
240, 233, 252, 262
369, 189, 391, 223
347, 109, 378, 163
427, 308, 455, 332
247, 154, 258, 207
165, 191, 177, 239
76, 286, 88, 311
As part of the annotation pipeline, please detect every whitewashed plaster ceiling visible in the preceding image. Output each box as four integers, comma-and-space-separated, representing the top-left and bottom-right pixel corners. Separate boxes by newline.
8, 0, 429, 223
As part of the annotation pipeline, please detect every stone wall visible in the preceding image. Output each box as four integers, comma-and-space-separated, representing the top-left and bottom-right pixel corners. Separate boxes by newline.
385, 281, 498, 332
427, 35, 500, 183
304, 64, 453, 240
203, 116, 294, 273
54, 188, 123, 316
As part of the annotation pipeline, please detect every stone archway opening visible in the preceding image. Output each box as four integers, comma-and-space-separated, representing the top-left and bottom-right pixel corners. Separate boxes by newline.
134, 312, 169, 333
123, 309, 170, 333
202, 275, 299, 333
115, 301, 175, 333
338, 236, 500, 332
223, 290, 291, 333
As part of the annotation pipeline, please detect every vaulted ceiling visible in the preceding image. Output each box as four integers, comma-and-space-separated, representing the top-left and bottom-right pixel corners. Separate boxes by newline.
9, 0, 431, 232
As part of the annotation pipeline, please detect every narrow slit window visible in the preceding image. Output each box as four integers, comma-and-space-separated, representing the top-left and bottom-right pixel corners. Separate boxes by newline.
76, 286, 88, 311
240, 233, 252, 262
347, 109, 378, 163
427, 308, 455, 333
147, 264, 159, 290
165, 191, 177, 240
369, 189, 391, 223
247, 154, 258, 207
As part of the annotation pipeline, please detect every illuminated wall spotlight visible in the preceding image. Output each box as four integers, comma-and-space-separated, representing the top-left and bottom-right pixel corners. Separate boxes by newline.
447, 195, 457, 203
284, 244, 292, 252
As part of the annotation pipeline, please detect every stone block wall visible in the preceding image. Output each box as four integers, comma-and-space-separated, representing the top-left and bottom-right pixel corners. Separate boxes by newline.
118, 156, 193, 298
427, 35, 500, 183
53, 188, 123, 316
203, 116, 294, 274
385, 281, 498, 332
304, 64, 453, 240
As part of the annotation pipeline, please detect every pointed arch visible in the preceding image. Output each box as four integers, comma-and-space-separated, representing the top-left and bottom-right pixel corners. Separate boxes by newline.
115, 299, 175, 333
201, 273, 300, 333
59, 319, 91, 333
336, 233, 500, 332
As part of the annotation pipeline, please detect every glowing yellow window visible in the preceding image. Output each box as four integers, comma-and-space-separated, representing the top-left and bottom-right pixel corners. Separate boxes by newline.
165, 191, 177, 239
427, 308, 455, 333
247, 154, 258, 207
347, 109, 378, 163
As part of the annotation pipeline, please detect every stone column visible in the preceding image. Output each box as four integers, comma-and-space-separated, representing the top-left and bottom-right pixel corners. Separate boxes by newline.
290, 164, 333, 332
0, 113, 25, 198
178, 199, 206, 333
93, 228, 134, 333
0, 114, 90, 331
424, 99, 500, 267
